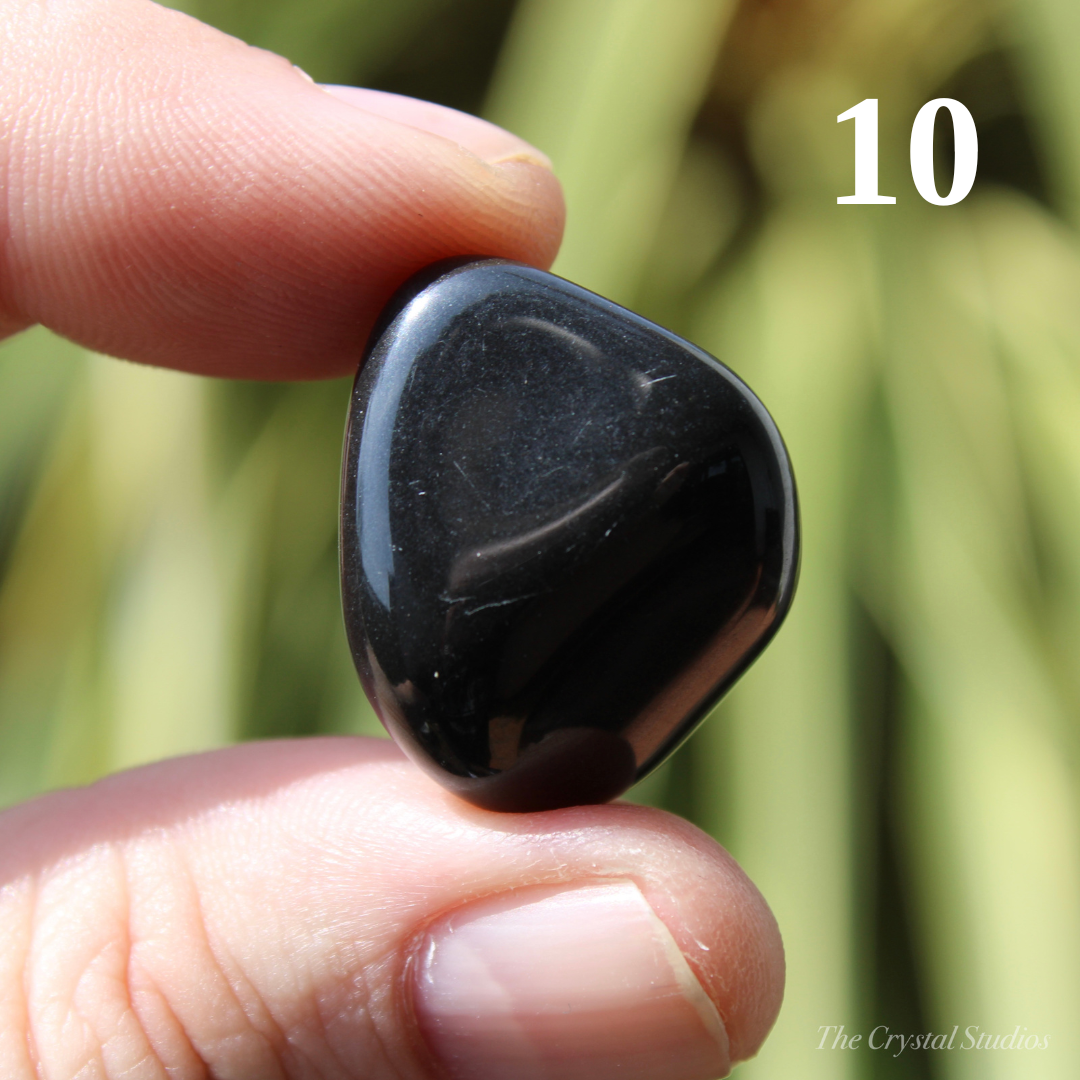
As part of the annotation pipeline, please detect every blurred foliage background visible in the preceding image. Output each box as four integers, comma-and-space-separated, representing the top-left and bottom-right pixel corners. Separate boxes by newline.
2, 0, 1080, 1076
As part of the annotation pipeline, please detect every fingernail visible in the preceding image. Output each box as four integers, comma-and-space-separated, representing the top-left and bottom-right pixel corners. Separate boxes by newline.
413, 881, 730, 1080
319, 84, 553, 169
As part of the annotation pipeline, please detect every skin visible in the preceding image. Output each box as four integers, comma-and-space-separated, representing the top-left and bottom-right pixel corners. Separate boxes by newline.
0, 2, 785, 1076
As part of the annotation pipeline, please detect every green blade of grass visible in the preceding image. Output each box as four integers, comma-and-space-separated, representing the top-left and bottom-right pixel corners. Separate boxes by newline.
1009, 0, 1080, 227
970, 193, 1080, 725
485, 0, 736, 305
86, 357, 237, 772
872, 202, 1080, 1079
166, 0, 451, 85
0, 352, 245, 805
0, 328, 83, 556
0, 342, 98, 808
213, 378, 382, 742
691, 206, 874, 1080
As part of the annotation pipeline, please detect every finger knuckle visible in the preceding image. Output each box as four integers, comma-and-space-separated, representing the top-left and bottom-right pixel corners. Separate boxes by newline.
18, 839, 282, 1079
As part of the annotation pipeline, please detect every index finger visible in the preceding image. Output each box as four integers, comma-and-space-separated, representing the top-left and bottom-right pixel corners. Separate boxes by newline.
0, 0, 564, 379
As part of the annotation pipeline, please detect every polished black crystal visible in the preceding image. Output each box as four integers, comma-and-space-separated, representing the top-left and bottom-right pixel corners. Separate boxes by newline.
340, 259, 798, 812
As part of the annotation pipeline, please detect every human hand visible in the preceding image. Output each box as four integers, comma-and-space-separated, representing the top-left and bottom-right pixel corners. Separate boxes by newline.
2, 739, 782, 1079
0, 2, 784, 1078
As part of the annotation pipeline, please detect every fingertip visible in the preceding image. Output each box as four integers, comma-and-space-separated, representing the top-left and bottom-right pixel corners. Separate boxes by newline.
393, 789, 784, 1066
611, 809, 786, 1065
487, 158, 567, 269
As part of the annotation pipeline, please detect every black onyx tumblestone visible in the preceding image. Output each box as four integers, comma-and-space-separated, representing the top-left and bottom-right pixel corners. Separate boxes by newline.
340, 259, 799, 812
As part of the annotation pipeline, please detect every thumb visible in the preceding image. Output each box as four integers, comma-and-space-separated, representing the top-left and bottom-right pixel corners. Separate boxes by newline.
0, 0, 563, 378
0, 738, 783, 1079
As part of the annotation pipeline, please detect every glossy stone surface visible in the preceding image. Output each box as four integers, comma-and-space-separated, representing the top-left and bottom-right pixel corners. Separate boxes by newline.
341, 259, 799, 812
